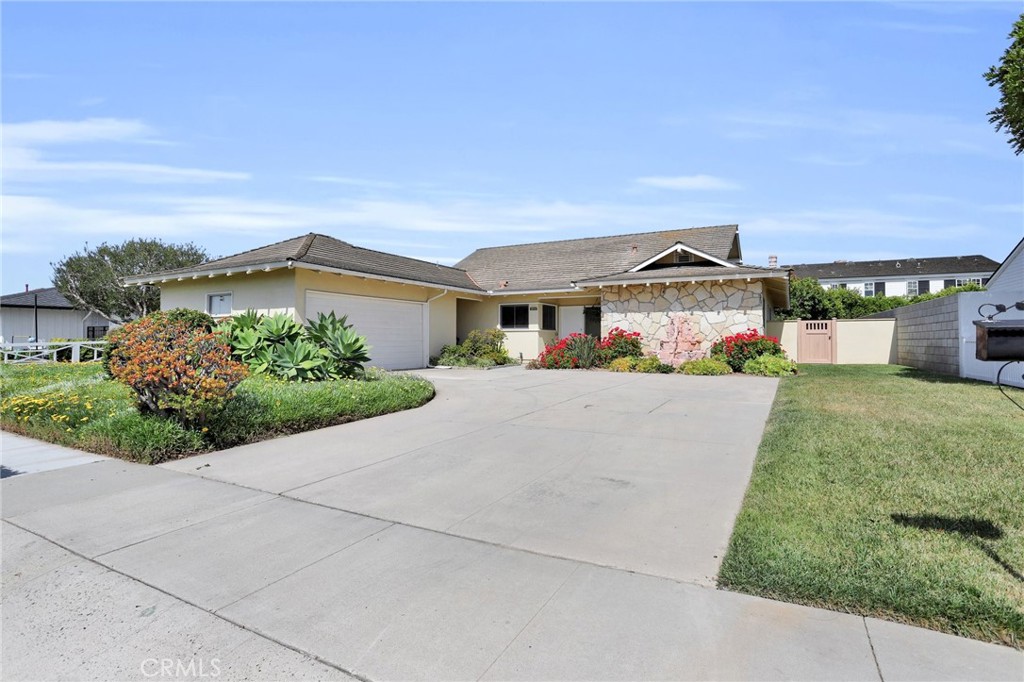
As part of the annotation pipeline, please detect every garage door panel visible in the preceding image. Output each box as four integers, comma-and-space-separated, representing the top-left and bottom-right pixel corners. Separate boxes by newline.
305, 291, 425, 370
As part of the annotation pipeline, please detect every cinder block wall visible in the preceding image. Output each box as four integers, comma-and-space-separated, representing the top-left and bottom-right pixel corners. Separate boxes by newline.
892, 296, 961, 376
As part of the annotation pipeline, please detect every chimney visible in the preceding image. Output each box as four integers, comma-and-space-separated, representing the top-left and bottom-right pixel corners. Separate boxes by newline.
768, 255, 778, 269
25, 284, 29, 292
630, 243, 639, 254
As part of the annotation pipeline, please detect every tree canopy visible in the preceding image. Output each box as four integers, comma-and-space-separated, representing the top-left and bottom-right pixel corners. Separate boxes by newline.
52, 239, 208, 324
776, 277, 986, 320
985, 12, 1024, 155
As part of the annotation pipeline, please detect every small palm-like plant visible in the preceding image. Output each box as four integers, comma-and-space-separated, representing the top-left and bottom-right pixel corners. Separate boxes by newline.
306, 312, 372, 379
258, 313, 304, 344
270, 338, 325, 382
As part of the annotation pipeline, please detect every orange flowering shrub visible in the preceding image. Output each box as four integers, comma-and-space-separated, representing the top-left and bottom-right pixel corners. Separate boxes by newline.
107, 313, 248, 427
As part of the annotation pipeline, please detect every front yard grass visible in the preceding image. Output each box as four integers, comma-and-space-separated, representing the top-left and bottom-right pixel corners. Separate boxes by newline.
718, 364, 1024, 648
0, 363, 434, 464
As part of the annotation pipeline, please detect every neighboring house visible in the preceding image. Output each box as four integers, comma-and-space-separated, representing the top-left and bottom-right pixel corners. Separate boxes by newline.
125, 226, 790, 369
787, 255, 1000, 297
0, 287, 114, 343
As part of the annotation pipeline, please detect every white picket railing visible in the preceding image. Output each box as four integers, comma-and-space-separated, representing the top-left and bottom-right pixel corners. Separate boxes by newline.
1, 341, 107, 364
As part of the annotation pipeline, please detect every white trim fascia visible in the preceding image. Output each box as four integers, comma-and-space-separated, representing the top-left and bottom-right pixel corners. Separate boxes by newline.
628, 242, 736, 272
486, 287, 584, 296
579, 270, 788, 288
124, 260, 484, 295
979, 237, 1022, 290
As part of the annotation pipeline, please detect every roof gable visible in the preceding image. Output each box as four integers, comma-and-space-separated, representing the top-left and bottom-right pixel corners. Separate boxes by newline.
455, 225, 740, 292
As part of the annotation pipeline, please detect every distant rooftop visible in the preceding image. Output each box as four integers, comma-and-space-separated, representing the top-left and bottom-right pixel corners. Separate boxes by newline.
786, 255, 1000, 281
0, 287, 76, 309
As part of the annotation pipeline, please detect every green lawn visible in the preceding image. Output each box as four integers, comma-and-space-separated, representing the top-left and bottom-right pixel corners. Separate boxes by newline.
719, 364, 1024, 648
0, 363, 434, 464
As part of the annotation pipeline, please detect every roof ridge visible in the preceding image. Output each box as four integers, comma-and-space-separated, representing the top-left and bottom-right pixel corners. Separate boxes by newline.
291, 233, 319, 261
786, 254, 998, 268
340, 241, 472, 274
199, 233, 313, 268
465, 225, 739, 253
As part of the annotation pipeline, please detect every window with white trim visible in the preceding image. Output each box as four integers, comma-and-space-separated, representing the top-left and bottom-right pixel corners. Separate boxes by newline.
906, 280, 918, 296
955, 278, 983, 287
499, 304, 529, 330
863, 282, 874, 297
207, 293, 232, 316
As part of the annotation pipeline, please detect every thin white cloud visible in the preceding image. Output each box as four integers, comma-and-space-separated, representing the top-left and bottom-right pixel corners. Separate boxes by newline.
308, 175, 398, 189
869, 21, 976, 35
740, 208, 986, 241
2, 117, 249, 184
635, 175, 740, 191
2, 118, 155, 145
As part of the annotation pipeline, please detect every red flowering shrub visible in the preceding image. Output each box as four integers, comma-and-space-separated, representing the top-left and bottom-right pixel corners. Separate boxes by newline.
709, 328, 784, 372
599, 327, 643, 360
107, 313, 248, 427
532, 328, 645, 369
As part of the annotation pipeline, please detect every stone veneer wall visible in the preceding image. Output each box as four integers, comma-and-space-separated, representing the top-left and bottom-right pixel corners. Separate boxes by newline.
601, 281, 765, 364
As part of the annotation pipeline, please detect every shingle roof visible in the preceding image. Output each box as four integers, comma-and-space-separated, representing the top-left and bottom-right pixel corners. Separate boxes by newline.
141, 233, 482, 291
456, 225, 741, 292
0, 287, 75, 309
787, 255, 1000, 281
577, 264, 786, 285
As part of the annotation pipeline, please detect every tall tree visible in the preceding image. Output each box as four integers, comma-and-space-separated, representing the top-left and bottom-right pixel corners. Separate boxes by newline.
985, 12, 1024, 155
52, 239, 208, 324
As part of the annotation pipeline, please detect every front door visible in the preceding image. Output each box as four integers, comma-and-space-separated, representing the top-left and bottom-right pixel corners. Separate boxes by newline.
584, 306, 602, 337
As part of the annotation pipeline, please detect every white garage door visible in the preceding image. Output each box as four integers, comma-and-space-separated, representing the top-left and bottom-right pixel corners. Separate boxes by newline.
305, 291, 426, 370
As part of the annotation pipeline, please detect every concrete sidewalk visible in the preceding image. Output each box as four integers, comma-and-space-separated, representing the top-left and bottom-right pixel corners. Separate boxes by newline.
2, 369, 1022, 681
3, 458, 1020, 681
1, 430, 107, 478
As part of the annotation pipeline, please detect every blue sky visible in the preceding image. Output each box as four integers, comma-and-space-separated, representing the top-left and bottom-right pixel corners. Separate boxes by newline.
2, 2, 1022, 293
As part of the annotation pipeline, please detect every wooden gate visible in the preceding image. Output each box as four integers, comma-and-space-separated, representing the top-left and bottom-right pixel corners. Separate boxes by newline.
797, 319, 836, 364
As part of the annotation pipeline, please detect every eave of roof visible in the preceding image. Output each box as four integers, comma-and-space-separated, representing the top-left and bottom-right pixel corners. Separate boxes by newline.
123, 260, 485, 295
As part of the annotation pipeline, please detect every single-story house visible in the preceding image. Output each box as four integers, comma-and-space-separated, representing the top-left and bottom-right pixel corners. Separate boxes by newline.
786, 254, 1000, 297
125, 226, 790, 369
0, 287, 114, 343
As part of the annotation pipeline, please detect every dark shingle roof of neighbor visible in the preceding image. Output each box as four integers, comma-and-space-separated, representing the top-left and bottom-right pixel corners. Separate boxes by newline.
147, 233, 483, 291
577, 263, 786, 285
787, 255, 1001, 281
455, 225, 742, 292
0, 287, 76, 309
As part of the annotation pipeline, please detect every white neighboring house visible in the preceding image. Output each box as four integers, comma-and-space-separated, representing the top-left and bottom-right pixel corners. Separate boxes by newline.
0, 287, 114, 343
786, 255, 1000, 297
959, 238, 1024, 389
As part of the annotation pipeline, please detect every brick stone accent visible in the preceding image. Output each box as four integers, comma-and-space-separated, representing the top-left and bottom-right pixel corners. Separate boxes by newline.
601, 281, 765, 364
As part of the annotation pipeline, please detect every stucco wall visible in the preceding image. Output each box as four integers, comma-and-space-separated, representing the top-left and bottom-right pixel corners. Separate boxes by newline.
159, 270, 299, 318
456, 294, 562, 360
602, 281, 765, 363
766, 320, 798, 359
835, 319, 897, 364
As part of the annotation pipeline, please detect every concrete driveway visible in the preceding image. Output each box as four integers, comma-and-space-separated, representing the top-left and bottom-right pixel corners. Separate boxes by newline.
3, 367, 1021, 681
164, 366, 777, 585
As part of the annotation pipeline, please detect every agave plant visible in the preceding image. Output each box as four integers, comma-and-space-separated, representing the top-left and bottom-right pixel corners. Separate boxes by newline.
269, 338, 325, 382
258, 312, 304, 344
306, 312, 372, 379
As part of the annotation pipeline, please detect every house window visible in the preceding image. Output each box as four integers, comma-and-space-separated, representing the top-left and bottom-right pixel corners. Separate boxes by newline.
86, 326, 108, 339
207, 293, 232, 316
499, 304, 529, 330
863, 282, 873, 297
874, 281, 886, 297
541, 304, 557, 331
906, 280, 918, 296
918, 280, 930, 294
955, 278, 983, 287
828, 283, 847, 290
